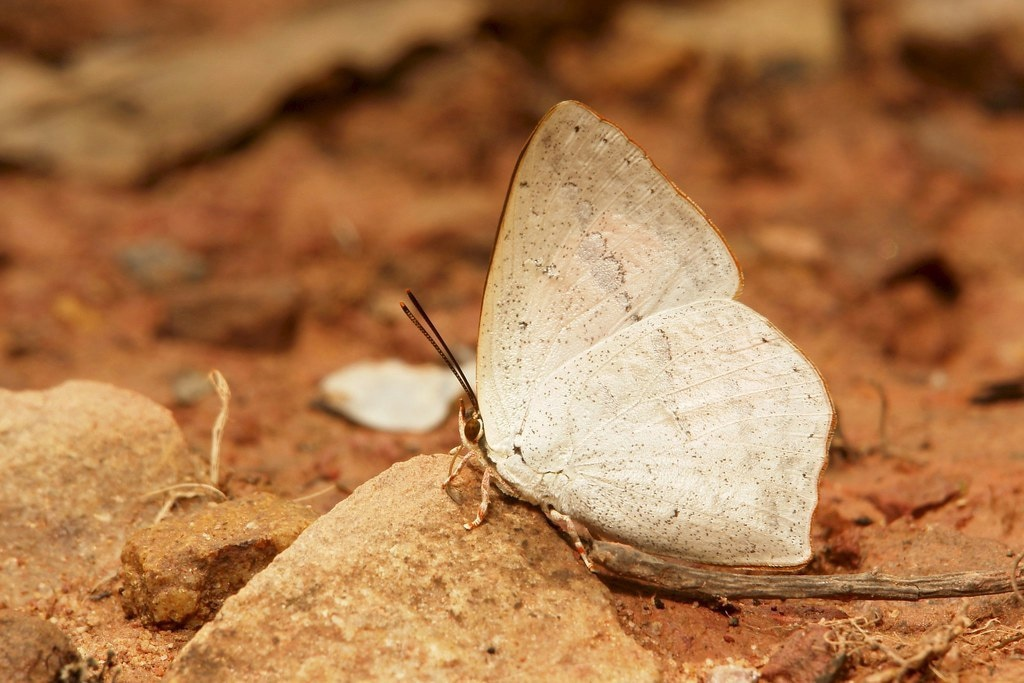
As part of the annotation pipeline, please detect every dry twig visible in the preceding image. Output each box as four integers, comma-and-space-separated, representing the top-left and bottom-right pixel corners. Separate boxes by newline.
592, 541, 1024, 601
292, 483, 341, 504
1011, 549, 1024, 606
208, 369, 230, 486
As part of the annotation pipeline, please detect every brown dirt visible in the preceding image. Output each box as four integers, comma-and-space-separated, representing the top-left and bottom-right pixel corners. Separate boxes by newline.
2, 1, 1024, 680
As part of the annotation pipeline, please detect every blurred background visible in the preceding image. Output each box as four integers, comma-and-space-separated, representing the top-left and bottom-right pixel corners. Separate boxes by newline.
2, 0, 1024, 497
4, 1, 1024, 679
2, 0, 1023, 523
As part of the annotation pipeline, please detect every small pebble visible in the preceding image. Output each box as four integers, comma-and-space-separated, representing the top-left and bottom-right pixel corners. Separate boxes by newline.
117, 240, 207, 290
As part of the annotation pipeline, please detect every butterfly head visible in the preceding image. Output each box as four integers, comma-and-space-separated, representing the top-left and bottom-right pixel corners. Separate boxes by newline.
457, 399, 484, 454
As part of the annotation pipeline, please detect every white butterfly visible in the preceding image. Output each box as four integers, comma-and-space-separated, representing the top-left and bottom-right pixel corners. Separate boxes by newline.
424, 100, 834, 569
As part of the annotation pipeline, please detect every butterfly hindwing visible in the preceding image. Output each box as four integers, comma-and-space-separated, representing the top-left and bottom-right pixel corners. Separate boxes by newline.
501, 299, 833, 566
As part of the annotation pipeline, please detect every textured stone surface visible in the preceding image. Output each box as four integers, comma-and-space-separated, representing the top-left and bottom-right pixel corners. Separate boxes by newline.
761, 625, 843, 682
168, 454, 661, 681
863, 473, 961, 522
0, 0, 486, 184
0, 610, 80, 683
121, 492, 318, 628
0, 381, 193, 609
560, 0, 841, 94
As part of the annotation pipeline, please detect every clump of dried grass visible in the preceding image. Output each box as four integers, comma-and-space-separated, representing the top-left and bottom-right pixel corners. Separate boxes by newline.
825, 600, 1024, 681
145, 370, 229, 523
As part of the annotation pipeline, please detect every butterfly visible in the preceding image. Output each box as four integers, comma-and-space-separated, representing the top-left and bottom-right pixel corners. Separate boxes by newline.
408, 100, 834, 570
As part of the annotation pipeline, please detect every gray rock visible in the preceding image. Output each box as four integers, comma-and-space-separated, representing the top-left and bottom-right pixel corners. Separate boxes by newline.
168, 454, 661, 681
0, 381, 193, 609
117, 240, 208, 290
159, 279, 302, 351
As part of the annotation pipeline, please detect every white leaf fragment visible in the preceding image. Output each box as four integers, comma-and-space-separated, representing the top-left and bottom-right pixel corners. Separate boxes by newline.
320, 359, 474, 433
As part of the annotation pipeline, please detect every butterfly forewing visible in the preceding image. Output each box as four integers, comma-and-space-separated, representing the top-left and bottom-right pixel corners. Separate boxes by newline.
478, 102, 742, 454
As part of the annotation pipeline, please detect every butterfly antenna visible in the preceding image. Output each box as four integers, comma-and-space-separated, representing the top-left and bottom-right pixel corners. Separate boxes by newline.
400, 290, 479, 413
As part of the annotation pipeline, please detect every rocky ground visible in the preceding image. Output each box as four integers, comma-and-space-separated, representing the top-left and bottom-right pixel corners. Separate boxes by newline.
2, 1, 1024, 680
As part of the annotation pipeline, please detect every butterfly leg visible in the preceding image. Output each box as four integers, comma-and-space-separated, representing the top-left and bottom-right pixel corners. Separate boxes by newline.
463, 466, 494, 530
545, 508, 595, 571
440, 447, 493, 527
440, 445, 472, 499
